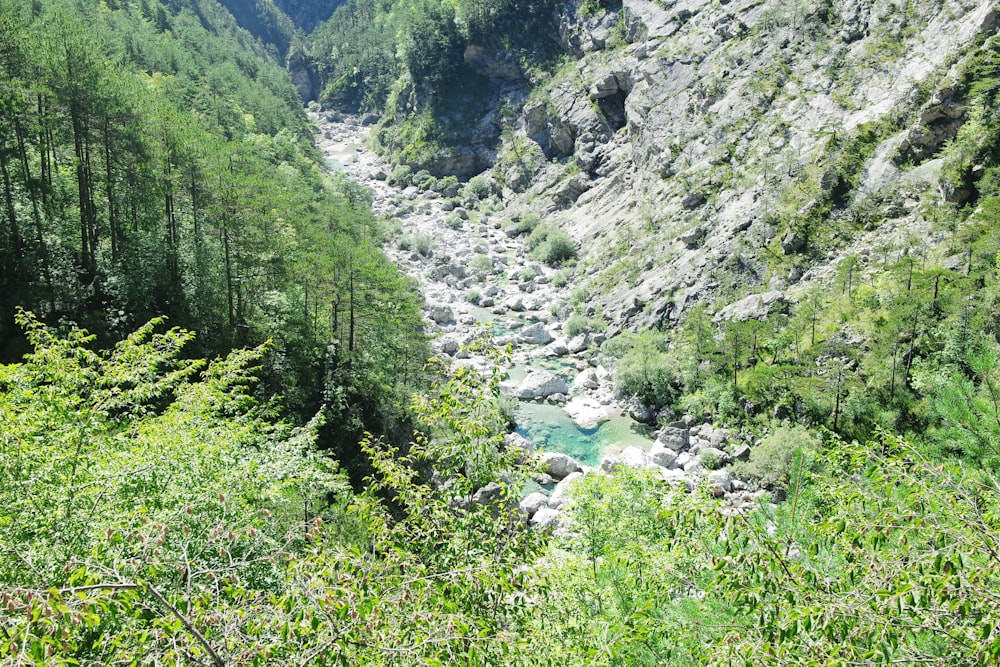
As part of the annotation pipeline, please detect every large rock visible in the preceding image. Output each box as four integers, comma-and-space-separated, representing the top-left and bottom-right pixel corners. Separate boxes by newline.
530, 507, 562, 529
519, 492, 549, 518
567, 334, 590, 353
658, 467, 694, 491
505, 432, 535, 455
427, 304, 455, 324
540, 451, 583, 480
471, 482, 504, 506
706, 469, 733, 494
648, 442, 678, 469
549, 471, 583, 509
598, 453, 622, 472
572, 368, 600, 391
518, 322, 555, 345
540, 340, 570, 357
564, 395, 616, 427
656, 426, 689, 452
620, 446, 651, 468
516, 370, 570, 399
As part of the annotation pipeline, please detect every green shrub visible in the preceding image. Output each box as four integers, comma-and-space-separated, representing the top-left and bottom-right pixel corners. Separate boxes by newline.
400, 233, 434, 256
613, 355, 681, 407
507, 213, 542, 237
535, 231, 576, 265
524, 221, 548, 250
729, 424, 820, 495
462, 174, 492, 200
563, 314, 591, 338
414, 233, 434, 257
465, 289, 481, 304
470, 254, 494, 281
389, 164, 413, 187
413, 169, 436, 191
552, 269, 572, 288
525, 223, 577, 266
435, 175, 460, 196
700, 449, 725, 470
518, 266, 538, 282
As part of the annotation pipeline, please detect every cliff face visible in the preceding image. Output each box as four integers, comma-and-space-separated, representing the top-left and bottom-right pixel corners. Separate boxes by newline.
438, 0, 998, 331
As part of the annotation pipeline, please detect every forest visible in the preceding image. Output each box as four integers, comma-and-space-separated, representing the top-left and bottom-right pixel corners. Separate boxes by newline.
3, 0, 1000, 664
0, 0, 429, 465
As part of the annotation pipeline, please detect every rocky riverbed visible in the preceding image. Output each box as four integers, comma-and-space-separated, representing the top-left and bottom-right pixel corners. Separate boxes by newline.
312, 112, 649, 448
312, 112, 764, 525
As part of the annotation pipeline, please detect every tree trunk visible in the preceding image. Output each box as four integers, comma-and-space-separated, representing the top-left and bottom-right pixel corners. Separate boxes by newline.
103, 115, 120, 260
223, 227, 235, 331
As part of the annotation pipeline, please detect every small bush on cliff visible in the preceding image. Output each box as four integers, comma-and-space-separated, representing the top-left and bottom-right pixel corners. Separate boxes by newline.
527, 223, 577, 266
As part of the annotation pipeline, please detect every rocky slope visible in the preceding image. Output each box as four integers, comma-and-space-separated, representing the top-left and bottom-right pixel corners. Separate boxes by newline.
416, 0, 999, 332
314, 112, 625, 422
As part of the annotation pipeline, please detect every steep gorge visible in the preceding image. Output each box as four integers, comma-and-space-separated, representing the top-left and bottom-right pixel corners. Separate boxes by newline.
278, 0, 1000, 332
462, 0, 999, 330
240, 0, 1000, 442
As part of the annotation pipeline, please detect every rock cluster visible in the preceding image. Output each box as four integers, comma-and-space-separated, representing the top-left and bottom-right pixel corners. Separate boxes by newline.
312, 112, 639, 437
517, 416, 768, 531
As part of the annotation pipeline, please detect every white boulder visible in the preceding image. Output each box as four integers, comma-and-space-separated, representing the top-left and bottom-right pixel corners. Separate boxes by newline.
516, 370, 570, 399
540, 451, 583, 480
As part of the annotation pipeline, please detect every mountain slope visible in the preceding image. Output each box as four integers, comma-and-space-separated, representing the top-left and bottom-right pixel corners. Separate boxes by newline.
311, 0, 1000, 443
496, 0, 999, 329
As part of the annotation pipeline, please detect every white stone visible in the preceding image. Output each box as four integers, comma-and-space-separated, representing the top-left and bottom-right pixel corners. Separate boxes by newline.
706, 469, 733, 493
564, 395, 616, 427
427, 304, 455, 324
515, 370, 570, 399
518, 322, 555, 345
530, 507, 562, 529
540, 451, 583, 480
599, 453, 622, 472
549, 471, 583, 509
620, 446, 651, 468
572, 368, 600, 391
649, 442, 678, 469
519, 492, 549, 517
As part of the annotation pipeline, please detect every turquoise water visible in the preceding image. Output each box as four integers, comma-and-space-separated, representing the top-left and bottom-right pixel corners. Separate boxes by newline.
515, 401, 655, 467
323, 143, 359, 172
324, 157, 347, 172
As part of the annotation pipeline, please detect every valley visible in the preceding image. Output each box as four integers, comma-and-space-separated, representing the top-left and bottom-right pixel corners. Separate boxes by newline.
4, 0, 1000, 663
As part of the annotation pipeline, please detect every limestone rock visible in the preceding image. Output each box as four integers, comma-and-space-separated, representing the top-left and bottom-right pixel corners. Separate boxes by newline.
427, 304, 455, 324
567, 333, 590, 353
518, 322, 554, 345
599, 453, 622, 472
649, 442, 678, 469
540, 451, 583, 480
471, 482, 504, 506
516, 370, 570, 399
572, 368, 600, 391
714, 291, 788, 323
549, 471, 583, 509
519, 492, 549, 518
530, 507, 562, 529
656, 426, 689, 452
620, 446, 651, 468
706, 469, 733, 493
